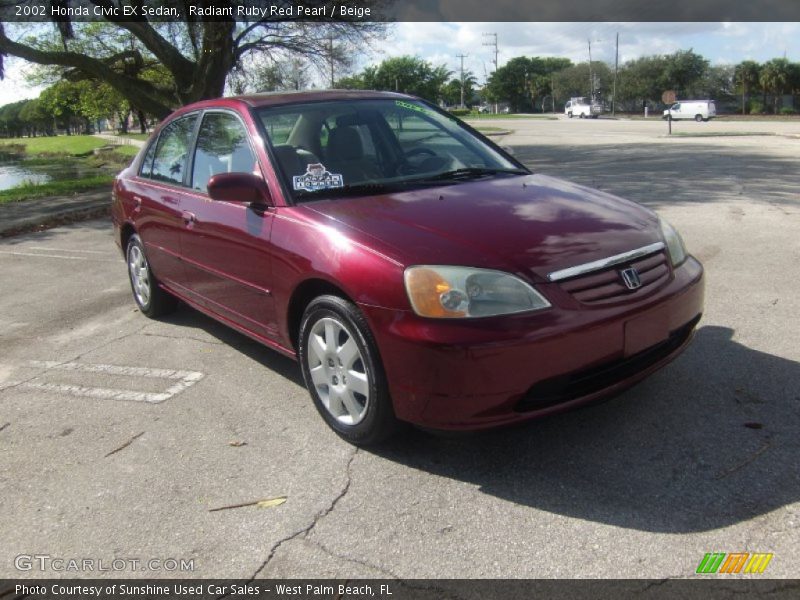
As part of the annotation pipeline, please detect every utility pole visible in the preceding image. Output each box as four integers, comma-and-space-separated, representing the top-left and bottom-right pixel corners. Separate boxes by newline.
483, 33, 499, 113
588, 38, 594, 102
483, 33, 498, 72
456, 53, 468, 108
612, 32, 619, 116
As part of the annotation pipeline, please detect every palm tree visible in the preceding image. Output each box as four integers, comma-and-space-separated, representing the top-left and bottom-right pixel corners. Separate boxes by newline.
760, 58, 791, 114
734, 61, 761, 115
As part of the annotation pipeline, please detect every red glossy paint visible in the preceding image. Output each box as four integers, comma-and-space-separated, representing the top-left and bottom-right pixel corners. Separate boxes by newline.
112, 90, 704, 431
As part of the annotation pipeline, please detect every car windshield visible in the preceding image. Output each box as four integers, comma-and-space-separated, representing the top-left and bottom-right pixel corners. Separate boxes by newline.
254, 98, 526, 202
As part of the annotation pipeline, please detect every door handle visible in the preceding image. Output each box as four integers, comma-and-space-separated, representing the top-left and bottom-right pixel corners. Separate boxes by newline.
132, 195, 142, 213
182, 211, 196, 227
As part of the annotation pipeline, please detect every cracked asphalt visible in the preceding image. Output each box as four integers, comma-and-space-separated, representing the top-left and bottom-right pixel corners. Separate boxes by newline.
1, 117, 798, 580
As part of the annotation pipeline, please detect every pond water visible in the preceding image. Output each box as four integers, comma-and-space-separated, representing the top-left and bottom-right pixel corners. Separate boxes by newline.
0, 161, 98, 191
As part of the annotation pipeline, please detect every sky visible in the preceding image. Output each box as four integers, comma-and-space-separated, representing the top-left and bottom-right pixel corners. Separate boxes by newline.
1, 21, 799, 106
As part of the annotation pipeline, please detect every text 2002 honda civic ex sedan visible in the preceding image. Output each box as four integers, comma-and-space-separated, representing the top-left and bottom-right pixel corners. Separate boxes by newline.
112, 90, 704, 445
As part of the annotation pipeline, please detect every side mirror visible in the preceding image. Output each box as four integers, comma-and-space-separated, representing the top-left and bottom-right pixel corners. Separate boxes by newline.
207, 172, 272, 207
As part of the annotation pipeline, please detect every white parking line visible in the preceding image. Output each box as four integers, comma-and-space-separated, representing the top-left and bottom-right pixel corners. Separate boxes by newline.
0, 250, 117, 262
24, 246, 109, 254
8, 361, 204, 404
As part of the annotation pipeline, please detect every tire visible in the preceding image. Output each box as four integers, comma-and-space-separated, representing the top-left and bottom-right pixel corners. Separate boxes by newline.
126, 233, 177, 318
579, 112, 584, 119
568, 112, 573, 118
298, 295, 399, 445
695, 114, 703, 122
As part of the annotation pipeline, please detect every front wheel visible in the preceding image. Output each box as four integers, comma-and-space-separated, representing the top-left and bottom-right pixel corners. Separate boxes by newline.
298, 295, 399, 445
567, 112, 573, 118
695, 114, 703, 122
126, 233, 177, 318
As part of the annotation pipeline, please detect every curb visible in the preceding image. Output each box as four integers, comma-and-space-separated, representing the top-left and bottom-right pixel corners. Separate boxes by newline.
0, 189, 111, 238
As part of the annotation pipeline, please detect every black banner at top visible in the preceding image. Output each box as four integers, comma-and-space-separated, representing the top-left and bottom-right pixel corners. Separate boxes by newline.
2, 0, 800, 22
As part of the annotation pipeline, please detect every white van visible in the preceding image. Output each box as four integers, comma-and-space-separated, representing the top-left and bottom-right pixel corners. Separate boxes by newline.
663, 100, 716, 122
565, 97, 603, 119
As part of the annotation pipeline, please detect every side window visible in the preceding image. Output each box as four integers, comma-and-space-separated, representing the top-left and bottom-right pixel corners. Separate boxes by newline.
139, 136, 157, 178
192, 112, 256, 193
150, 115, 197, 185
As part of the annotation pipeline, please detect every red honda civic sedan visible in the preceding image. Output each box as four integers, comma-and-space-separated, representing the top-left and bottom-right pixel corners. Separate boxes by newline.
112, 90, 704, 445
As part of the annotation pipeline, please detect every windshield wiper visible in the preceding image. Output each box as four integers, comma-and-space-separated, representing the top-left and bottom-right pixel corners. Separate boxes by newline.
412, 167, 528, 183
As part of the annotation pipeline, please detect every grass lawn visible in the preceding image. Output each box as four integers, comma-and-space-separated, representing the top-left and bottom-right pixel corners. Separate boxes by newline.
0, 175, 113, 204
465, 113, 558, 120
474, 126, 510, 134
111, 145, 141, 157
667, 131, 777, 138
1, 135, 110, 156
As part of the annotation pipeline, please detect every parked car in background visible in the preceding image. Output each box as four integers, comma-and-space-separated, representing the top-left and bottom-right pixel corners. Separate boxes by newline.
112, 90, 704, 445
663, 100, 717, 122
565, 97, 603, 119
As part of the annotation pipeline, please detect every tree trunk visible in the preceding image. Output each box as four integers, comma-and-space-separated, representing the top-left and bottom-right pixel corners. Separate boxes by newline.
137, 110, 147, 134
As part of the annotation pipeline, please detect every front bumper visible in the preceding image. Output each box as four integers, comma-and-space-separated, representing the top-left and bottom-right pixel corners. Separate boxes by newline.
360, 256, 705, 430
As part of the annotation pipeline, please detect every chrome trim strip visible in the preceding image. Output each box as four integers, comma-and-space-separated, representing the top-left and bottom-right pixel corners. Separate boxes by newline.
547, 242, 665, 282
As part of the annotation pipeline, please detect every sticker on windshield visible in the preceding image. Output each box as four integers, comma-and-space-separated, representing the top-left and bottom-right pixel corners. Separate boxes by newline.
395, 100, 433, 115
292, 163, 344, 192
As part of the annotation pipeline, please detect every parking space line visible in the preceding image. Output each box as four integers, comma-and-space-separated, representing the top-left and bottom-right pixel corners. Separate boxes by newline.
29, 361, 202, 381
24, 246, 110, 254
0, 250, 117, 262
8, 361, 205, 404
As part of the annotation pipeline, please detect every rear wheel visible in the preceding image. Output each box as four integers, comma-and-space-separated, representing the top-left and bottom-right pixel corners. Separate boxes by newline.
126, 233, 177, 318
298, 295, 399, 445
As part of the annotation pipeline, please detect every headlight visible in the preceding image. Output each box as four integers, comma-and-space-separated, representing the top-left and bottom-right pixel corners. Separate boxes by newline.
404, 266, 550, 318
659, 218, 687, 267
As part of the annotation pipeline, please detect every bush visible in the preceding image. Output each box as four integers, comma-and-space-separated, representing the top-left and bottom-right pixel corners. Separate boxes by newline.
779, 106, 797, 115
746, 100, 765, 115
448, 108, 470, 116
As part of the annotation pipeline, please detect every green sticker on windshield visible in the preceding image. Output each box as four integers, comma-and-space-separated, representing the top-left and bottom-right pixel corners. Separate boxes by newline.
395, 100, 433, 115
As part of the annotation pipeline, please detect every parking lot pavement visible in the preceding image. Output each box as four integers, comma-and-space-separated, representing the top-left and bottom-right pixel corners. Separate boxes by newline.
1, 118, 798, 580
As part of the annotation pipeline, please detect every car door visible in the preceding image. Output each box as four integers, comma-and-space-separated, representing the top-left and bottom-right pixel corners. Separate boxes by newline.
129, 113, 199, 286
178, 109, 278, 339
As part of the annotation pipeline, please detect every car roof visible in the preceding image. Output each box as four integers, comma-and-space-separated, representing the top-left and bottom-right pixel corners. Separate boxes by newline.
229, 89, 415, 108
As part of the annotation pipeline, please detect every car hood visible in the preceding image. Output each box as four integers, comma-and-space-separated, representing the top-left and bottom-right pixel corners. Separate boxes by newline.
302, 174, 662, 283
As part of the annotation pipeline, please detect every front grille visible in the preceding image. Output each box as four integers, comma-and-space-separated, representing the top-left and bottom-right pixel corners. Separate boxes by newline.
558, 251, 671, 305
514, 314, 701, 413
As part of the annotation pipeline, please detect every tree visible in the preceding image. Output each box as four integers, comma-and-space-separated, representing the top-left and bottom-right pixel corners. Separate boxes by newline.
18, 98, 50, 137
441, 72, 478, 107
662, 50, 709, 97
485, 56, 572, 112
0, 100, 27, 138
616, 55, 668, 110
734, 60, 761, 115
760, 58, 792, 114
553, 62, 612, 108
39, 81, 84, 134
0, 2, 387, 119
360, 56, 451, 103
